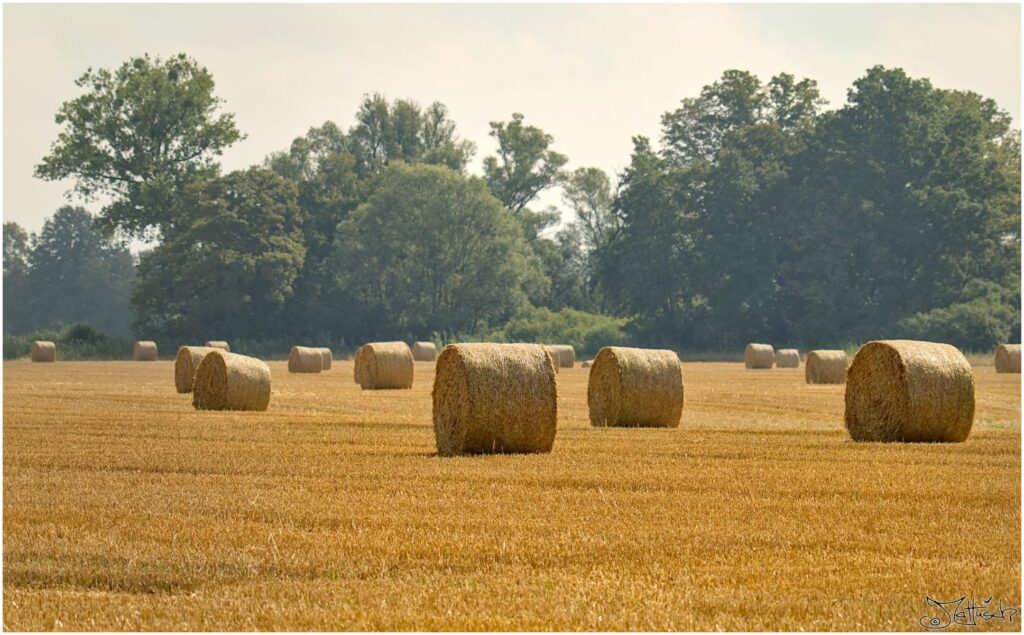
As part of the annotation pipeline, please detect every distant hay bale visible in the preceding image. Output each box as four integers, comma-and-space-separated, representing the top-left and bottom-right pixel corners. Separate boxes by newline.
30, 341, 55, 363
432, 343, 557, 456
174, 346, 219, 393
318, 347, 332, 370
412, 341, 438, 362
994, 344, 1021, 374
744, 343, 774, 369
588, 346, 684, 428
133, 341, 158, 361
804, 350, 849, 384
205, 341, 230, 352
192, 351, 271, 411
542, 346, 560, 374
547, 344, 575, 368
775, 348, 799, 368
845, 340, 974, 443
581, 360, 591, 368
354, 341, 414, 389
288, 346, 322, 373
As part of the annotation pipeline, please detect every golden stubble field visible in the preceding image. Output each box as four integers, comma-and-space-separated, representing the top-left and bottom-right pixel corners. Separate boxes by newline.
3, 359, 1021, 631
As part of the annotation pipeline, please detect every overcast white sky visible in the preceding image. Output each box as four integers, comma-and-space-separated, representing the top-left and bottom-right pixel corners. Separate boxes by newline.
3, 3, 1021, 236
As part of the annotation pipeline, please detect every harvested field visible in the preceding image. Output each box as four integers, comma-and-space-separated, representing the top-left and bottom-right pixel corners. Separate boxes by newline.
3, 359, 1020, 631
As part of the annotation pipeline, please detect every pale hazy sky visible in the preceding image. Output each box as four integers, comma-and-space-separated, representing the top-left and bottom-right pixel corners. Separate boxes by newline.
4, 3, 1021, 235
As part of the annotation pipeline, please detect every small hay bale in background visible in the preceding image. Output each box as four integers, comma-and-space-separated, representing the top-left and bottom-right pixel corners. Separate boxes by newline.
133, 341, 158, 361
432, 343, 557, 456
192, 350, 271, 411
412, 341, 438, 362
354, 341, 414, 389
174, 346, 219, 393
205, 340, 230, 352
318, 347, 333, 370
548, 344, 575, 368
588, 346, 684, 428
845, 340, 974, 443
804, 350, 849, 384
775, 348, 800, 368
542, 346, 560, 374
30, 341, 56, 363
744, 343, 774, 369
994, 344, 1021, 374
288, 346, 322, 373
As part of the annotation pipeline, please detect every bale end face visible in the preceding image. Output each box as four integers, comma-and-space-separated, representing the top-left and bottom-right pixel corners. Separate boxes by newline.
432, 343, 557, 456
844, 340, 974, 443
174, 346, 218, 393
994, 344, 1021, 374
804, 350, 848, 384
318, 347, 333, 370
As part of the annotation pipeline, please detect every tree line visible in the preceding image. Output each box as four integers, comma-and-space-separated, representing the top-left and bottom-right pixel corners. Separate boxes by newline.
4, 54, 1019, 353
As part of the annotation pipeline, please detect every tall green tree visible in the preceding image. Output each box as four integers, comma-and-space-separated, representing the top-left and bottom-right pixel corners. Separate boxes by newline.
483, 113, 568, 216
35, 53, 243, 239
335, 162, 546, 339
4, 222, 33, 333
133, 168, 304, 341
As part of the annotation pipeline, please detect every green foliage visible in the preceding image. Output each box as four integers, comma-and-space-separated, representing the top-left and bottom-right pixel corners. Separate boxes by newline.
34, 54, 243, 239
3, 323, 132, 360
483, 305, 631, 355
335, 162, 546, 340
898, 297, 1018, 351
483, 113, 567, 214
132, 167, 305, 342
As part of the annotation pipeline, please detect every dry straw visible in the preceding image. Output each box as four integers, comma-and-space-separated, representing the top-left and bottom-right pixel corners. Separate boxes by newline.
744, 343, 774, 369
288, 346, 323, 373
775, 349, 800, 368
588, 346, 684, 428
30, 341, 56, 363
205, 341, 230, 351
547, 344, 576, 368
133, 341, 158, 361
804, 350, 849, 384
192, 351, 271, 411
174, 346, 219, 393
318, 347, 333, 370
412, 341, 438, 362
432, 343, 557, 456
845, 340, 974, 443
542, 346, 561, 374
994, 344, 1021, 374
354, 341, 414, 389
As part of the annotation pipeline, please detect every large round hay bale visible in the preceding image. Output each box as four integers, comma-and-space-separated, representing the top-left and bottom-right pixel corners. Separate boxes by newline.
288, 346, 322, 373
174, 346, 219, 393
804, 350, 849, 384
546, 344, 575, 368
205, 340, 230, 352
354, 341, 414, 389
775, 348, 799, 368
412, 341, 437, 362
432, 343, 557, 456
744, 343, 774, 369
588, 346, 684, 428
845, 340, 974, 443
30, 341, 55, 363
133, 340, 158, 361
994, 344, 1021, 374
318, 347, 332, 370
192, 351, 271, 411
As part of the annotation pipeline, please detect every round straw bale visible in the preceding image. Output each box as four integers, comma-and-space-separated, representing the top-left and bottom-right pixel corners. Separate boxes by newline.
30, 341, 56, 363
412, 341, 438, 362
192, 351, 271, 411
775, 348, 799, 368
174, 346, 219, 393
432, 343, 557, 456
542, 346, 560, 374
318, 347, 332, 370
354, 341, 414, 389
288, 346, 322, 373
588, 346, 684, 428
804, 350, 849, 384
546, 344, 575, 368
744, 343, 774, 369
205, 340, 230, 351
845, 340, 974, 443
133, 340, 158, 361
994, 344, 1021, 374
